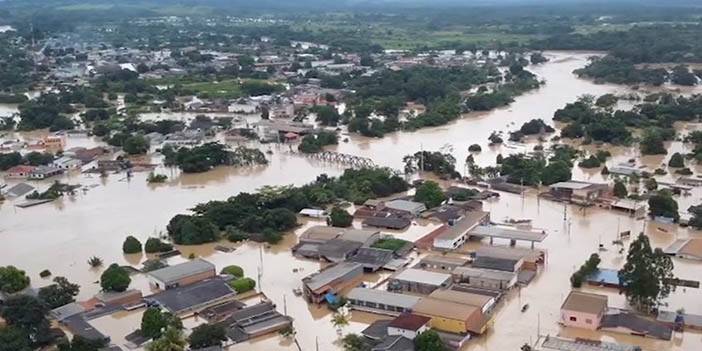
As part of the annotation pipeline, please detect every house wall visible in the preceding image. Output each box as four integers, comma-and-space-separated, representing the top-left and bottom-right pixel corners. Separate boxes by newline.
392, 280, 442, 295
462, 275, 515, 290
560, 309, 601, 330
387, 325, 428, 339
422, 315, 468, 334
347, 299, 413, 316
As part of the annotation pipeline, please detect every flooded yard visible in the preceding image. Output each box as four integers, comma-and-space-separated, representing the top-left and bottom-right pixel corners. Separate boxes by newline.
2, 51, 702, 350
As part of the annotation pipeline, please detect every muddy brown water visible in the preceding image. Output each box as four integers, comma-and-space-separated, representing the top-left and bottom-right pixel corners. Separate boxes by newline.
2, 51, 702, 350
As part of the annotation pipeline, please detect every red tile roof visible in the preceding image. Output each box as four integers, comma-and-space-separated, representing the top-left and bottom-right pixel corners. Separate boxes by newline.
388, 313, 431, 331
6, 165, 36, 174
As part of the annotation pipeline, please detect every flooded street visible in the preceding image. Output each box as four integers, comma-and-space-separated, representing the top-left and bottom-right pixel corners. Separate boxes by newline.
2, 51, 702, 350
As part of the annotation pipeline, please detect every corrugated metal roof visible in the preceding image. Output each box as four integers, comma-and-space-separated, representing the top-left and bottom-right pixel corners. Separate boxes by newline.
392, 268, 451, 286
347, 287, 421, 309
148, 259, 215, 284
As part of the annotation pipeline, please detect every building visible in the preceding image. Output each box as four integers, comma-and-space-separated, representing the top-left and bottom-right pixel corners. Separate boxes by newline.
348, 247, 395, 272
384, 199, 427, 216
363, 216, 412, 230
469, 225, 548, 249
340, 228, 381, 247
1, 182, 35, 198
318, 239, 363, 262
298, 226, 345, 244
346, 287, 421, 316
388, 268, 452, 295
664, 238, 702, 260
416, 255, 470, 272
429, 289, 496, 314
475, 246, 544, 271
94, 289, 143, 307
471, 255, 523, 272
52, 156, 83, 170
149, 278, 237, 316
452, 267, 517, 290
601, 312, 672, 340
225, 301, 293, 343
412, 297, 488, 334
148, 259, 216, 290
433, 210, 490, 250
560, 291, 608, 330
4, 165, 36, 179
534, 335, 641, 351
387, 313, 431, 339
28, 166, 64, 180
371, 335, 415, 351
302, 262, 364, 303
548, 181, 608, 205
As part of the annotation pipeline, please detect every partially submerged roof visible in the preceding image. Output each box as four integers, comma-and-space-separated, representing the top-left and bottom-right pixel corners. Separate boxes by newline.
470, 225, 547, 242
436, 210, 489, 241
148, 259, 215, 284
392, 268, 451, 286
601, 312, 672, 340
2, 182, 34, 198
561, 291, 608, 315
50, 302, 85, 322
150, 278, 236, 314
346, 287, 421, 309
303, 262, 363, 292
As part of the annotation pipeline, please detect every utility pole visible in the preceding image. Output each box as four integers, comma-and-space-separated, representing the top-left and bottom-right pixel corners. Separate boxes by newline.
283, 294, 288, 316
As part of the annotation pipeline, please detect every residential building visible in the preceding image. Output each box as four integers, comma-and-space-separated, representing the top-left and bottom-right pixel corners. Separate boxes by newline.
475, 246, 544, 271
416, 255, 470, 272
412, 297, 488, 334
601, 312, 672, 340
548, 181, 608, 205
346, 287, 421, 316
348, 248, 395, 272
387, 313, 431, 339
28, 166, 64, 180
471, 255, 523, 272
560, 291, 608, 330
318, 239, 362, 262
340, 228, 381, 247
664, 238, 702, 260
149, 278, 237, 316
224, 301, 293, 343
433, 210, 490, 251
4, 165, 36, 179
299, 226, 345, 244
52, 156, 83, 170
148, 259, 216, 290
452, 267, 517, 290
388, 268, 452, 295
429, 289, 496, 314
371, 335, 415, 351
384, 199, 427, 216
302, 262, 364, 303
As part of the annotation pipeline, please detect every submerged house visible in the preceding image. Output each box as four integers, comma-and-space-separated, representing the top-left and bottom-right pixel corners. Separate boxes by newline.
560, 291, 608, 330
148, 259, 216, 290
302, 262, 364, 304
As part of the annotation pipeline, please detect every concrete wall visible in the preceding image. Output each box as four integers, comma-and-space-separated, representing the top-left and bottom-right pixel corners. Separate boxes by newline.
561, 310, 601, 330
388, 325, 428, 339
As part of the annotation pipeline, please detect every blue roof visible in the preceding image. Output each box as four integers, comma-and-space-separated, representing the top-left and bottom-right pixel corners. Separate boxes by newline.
587, 269, 621, 287
325, 292, 338, 304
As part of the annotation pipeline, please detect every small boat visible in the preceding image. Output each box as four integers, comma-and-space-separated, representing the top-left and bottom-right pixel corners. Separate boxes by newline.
521, 304, 529, 312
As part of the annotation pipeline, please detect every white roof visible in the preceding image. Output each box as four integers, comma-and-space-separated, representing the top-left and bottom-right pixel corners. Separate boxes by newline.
454, 267, 516, 281
385, 199, 426, 213
148, 259, 215, 284
347, 287, 420, 309
392, 268, 451, 286
549, 181, 603, 190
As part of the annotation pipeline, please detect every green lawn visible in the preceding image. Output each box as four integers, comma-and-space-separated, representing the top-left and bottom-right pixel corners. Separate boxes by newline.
372, 238, 411, 252
184, 80, 243, 99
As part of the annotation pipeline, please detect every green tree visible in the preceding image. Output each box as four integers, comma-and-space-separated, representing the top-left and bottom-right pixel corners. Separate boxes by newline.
613, 180, 628, 198
329, 207, 353, 227
342, 333, 371, 351
640, 128, 667, 155
0, 295, 51, 346
220, 265, 244, 278
229, 277, 256, 293
144, 238, 173, 253
541, 160, 572, 185
415, 330, 446, 351
618, 234, 675, 312
570, 253, 601, 288
140, 308, 182, 340
648, 190, 679, 220
100, 264, 131, 292
414, 181, 446, 209
122, 236, 142, 254
146, 327, 186, 351
0, 327, 31, 351
187, 324, 227, 349
123, 135, 149, 155
57, 335, 107, 351
37, 276, 80, 309
644, 178, 658, 192
0, 266, 30, 294
668, 152, 685, 168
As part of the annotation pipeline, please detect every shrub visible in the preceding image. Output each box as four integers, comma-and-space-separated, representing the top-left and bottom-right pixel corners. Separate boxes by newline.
122, 236, 142, 254
578, 155, 601, 168
39, 270, 52, 278
329, 207, 353, 227
229, 277, 256, 293
668, 152, 685, 168
675, 167, 693, 175
220, 265, 244, 278
468, 144, 481, 152
100, 264, 131, 292
144, 238, 173, 253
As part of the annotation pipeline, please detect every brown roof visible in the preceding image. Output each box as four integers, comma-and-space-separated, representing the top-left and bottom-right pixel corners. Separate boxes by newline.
679, 238, 702, 259
388, 313, 431, 331
413, 297, 478, 322
561, 291, 608, 315
429, 289, 493, 308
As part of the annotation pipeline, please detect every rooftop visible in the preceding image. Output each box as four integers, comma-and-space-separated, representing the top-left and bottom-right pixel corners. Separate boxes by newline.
340, 228, 380, 244
150, 278, 236, 314
561, 291, 608, 315
388, 313, 431, 331
601, 312, 672, 340
148, 258, 215, 285
299, 226, 345, 242
346, 287, 421, 309
536, 335, 640, 351
392, 268, 452, 286
319, 239, 362, 260
303, 262, 363, 292
372, 335, 415, 351
453, 267, 517, 281
472, 256, 520, 272
429, 289, 494, 308
549, 181, 605, 190
363, 216, 412, 230
361, 319, 391, 340
476, 245, 540, 261
470, 225, 547, 242
348, 247, 395, 270
436, 210, 489, 241
418, 254, 470, 268
413, 297, 482, 328
384, 199, 427, 213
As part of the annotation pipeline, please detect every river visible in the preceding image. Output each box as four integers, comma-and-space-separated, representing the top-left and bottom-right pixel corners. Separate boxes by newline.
2, 51, 702, 350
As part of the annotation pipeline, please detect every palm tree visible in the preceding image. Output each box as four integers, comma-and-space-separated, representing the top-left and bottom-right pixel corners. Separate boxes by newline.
87, 256, 103, 268
331, 311, 350, 335
146, 327, 186, 351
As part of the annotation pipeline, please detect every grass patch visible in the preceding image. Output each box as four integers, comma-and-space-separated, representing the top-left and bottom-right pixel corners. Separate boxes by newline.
372, 238, 410, 252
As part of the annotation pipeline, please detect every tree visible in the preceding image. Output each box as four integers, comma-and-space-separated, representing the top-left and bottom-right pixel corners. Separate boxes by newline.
140, 308, 182, 340
122, 236, 142, 254
618, 234, 675, 313
220, 265, 244, 278
229, 277, 256, 293
146, 327, 186, 351
38, 276, 80, 309
100, 264, 131, 292
57, 335, 107, 351
644, 178, 658, 192
415, 330, 445, 351
570, 253, 601, 288
648, 190, 679, 220
329, 207, 353, 227
187, 324, 227, 349
668, 152, 685, 168
144, 238, 173, 253
541, 160, 572, 185
0, 295, 51, 346
342, 333, 371, 351
468, 144, 481, 152
166, 215, 220, 245
123, 135, 149, 155
414, 181, 446, 209
640, 128, 667, 155
0, 327, 31, 351
0, 266, 30, 294
613, 180, 628, 198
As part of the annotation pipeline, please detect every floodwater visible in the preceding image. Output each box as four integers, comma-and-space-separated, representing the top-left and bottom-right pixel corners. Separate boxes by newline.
2, 51, 702, 350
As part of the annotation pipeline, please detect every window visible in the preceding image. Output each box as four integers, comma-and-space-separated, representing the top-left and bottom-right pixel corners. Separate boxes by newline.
586, 319, 592, 324
569, 316, 577, 322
